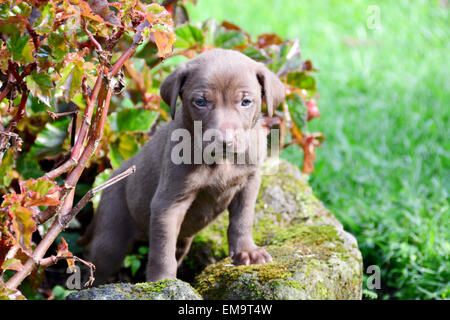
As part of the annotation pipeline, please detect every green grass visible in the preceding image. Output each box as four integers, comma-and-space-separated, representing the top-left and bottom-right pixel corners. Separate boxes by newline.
186, 0, 450, 299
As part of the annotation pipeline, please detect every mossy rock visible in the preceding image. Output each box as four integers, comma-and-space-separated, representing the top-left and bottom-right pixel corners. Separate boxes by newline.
187, 158, 363, 299
66, 279, 202, 300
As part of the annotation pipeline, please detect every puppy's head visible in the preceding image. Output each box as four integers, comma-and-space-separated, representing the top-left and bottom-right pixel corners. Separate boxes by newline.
160, 48, 285, 153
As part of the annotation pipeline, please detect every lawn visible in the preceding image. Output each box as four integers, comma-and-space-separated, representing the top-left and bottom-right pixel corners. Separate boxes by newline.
186, 0, 449, 299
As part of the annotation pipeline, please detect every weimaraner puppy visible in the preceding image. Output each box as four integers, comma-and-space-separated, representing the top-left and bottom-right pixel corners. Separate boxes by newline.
78, 48, 285, 284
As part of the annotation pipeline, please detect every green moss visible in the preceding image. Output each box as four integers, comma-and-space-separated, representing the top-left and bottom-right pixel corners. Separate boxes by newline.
194, 221, 361, 299
270, 225, 339, 246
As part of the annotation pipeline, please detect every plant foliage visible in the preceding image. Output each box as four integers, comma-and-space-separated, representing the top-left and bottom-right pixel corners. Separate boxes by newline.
0, 0, 322, 299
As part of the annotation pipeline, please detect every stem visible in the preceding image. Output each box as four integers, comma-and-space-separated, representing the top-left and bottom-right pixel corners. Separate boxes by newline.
0, 84, 12, 103
5, 23, 149, 291
70, 73, 102, 161
5, 165, 136, 290
5, 189, 75, 290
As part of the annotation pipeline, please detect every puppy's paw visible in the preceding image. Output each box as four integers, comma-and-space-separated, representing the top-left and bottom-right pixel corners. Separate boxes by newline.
232, 247, 272, 266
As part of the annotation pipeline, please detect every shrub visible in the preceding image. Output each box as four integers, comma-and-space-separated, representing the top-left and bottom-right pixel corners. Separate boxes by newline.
0, 0, 322, 299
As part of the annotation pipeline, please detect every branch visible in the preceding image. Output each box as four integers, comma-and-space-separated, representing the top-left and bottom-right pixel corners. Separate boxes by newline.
5, 165, 136, 290
0, 83, 12, 103
82, 19, 102, 52
5, 21, 149, 291
109, 20, 149, 78
60, 165, 136, 226
39, 254, 96, 287
47, 110, 79, 121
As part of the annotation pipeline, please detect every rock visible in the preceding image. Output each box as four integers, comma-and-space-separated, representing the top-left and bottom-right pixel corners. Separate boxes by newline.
188, 158, 363, 300
66, 279, 202, 300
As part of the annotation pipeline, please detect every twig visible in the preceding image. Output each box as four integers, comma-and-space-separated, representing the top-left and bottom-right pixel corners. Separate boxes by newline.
109, 20, 149, 78
47, 110, 79, 121
39, 254, 96, 287
5, 165, 136, 290
5, 20, 149, 290
82, 18, 102, 52
60, 165, 136, 226
0, 83, 12, 103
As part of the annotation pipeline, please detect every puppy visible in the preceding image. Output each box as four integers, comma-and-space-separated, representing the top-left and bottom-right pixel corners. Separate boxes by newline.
78, 48, 285, 284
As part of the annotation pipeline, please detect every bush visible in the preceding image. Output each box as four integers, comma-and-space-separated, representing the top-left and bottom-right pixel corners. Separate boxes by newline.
0, 0, 322, 299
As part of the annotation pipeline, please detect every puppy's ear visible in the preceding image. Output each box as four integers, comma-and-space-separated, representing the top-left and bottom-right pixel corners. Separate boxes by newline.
256, 64, 285, 117
160, 63, 189, 120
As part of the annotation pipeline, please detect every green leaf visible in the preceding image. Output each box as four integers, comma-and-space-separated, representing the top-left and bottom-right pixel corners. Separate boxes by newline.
1, 258, 23, 271
286, 72, 317, 95
0, 3, 12, 20
57, 61, 85, 102
138, 246, 149, 256
0, 150, 16, 188
16, 154, 44, 179
33, 3, 55, 35
26, 71, 54, 106
108, 108, 158, 132
213, 29, 247, 49
241, 46, 268, 62
27, 95, 48, 114
28, 117, 70, 160
135, 40, 160, 66
48, 31, 67, 62
286, 93, 307, 130
6, 33, 34, 64
175, 24, 204, 49
107, 134, 140, 169
266, 39, 303, 74
124, 255, 141, 276
20, 178, 60, 202
52, 285, 76, 300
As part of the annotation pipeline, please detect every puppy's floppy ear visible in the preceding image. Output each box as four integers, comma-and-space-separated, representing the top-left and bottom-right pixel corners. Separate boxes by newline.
160, 63, 189, 120
256, 64, 285, 117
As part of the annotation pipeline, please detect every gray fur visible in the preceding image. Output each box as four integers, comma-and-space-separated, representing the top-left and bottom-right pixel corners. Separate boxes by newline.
79, 49, 285, 284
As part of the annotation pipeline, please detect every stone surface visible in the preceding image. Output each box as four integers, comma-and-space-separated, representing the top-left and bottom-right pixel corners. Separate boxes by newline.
189, 158, 363, 300
66, 279, 202, 300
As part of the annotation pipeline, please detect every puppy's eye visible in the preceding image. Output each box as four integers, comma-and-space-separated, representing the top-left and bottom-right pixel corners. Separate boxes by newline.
194, 98, 207, 107
241, 98, 252, 107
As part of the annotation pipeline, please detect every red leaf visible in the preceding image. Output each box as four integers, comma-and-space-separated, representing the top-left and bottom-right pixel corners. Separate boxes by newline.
301, 133, 325, 174
257, 33, 283, 49
152, 29, 175, 58
57, 237, 76, 272
78, 0, 106, 23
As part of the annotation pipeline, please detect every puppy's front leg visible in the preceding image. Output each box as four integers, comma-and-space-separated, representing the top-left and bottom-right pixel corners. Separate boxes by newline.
228, 171, 272, 265
147, 192, 195, 282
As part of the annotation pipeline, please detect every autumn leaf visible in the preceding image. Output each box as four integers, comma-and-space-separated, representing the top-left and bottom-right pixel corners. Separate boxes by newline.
1, 258, 23, 272
20, 178, 61, 207
78, 0, 106, 23
301, 133, 325, 174
257, 33, 283, 48
152, 28, 176, 58
57, 237, 76, 272
9, 205, 35, 252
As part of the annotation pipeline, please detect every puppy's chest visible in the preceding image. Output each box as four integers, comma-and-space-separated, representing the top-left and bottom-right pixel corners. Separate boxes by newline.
205, 163, 249, 191
201, 165, 248, 214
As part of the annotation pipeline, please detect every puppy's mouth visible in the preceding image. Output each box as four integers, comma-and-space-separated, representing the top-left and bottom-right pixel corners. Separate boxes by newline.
204, 141, 248, 155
